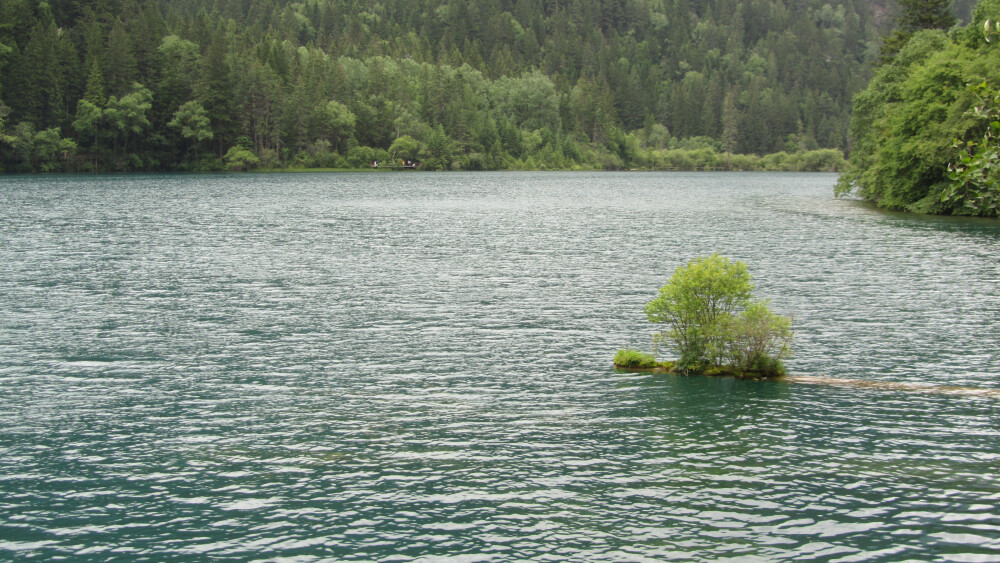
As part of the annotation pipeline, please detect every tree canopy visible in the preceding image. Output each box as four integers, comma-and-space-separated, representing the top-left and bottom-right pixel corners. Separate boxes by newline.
837, 0, 1000, 217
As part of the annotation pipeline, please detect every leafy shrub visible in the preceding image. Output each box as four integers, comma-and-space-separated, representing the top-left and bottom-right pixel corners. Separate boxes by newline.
717, 302, 793, 376
748, 354, 787, 378
945, 82, 1000, 217
675, 334, 708, 374
645, 254, 754, 367
347, 145, 377, 168
224, 145, 261, 171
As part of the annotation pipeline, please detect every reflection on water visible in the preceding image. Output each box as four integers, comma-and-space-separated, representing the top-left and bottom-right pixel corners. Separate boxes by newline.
1, 172, 998, 560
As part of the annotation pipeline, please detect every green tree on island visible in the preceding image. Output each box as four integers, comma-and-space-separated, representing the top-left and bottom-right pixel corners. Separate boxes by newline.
631, 254, 792, 377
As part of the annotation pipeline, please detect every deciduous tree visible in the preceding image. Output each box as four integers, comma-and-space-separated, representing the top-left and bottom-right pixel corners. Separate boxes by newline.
645, 254, 754, 372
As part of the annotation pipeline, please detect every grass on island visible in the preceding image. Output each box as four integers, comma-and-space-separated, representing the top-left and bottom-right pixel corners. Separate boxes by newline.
613, 349, 674, 371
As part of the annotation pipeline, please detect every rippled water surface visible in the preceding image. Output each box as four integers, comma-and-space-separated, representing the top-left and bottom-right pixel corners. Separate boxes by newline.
2, 172, 999, 561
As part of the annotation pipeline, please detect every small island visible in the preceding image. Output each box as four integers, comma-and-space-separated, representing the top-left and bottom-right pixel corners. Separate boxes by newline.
616, 254, 792, 379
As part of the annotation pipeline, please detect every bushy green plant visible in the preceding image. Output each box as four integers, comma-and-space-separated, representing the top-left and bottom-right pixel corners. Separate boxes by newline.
645, 254, 754, 372
717, 301, 793, 376
749, 354, 787, 378
613, 349, 658, 369
645, 254, 792, 377
224, 145, 260, 171
347, 145, 377, 168
675, 334, 708, 374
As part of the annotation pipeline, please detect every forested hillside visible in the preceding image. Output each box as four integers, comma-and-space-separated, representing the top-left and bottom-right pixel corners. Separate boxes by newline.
0, 0, 905, 171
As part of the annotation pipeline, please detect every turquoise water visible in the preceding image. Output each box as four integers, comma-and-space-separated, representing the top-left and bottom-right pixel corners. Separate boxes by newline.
1, 172, 998, 561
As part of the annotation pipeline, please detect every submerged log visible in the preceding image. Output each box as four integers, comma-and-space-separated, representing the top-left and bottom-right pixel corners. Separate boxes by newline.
785, 375, 1000, 399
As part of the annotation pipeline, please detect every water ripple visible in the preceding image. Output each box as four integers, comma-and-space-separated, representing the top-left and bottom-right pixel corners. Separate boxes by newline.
1, 172, 999, 560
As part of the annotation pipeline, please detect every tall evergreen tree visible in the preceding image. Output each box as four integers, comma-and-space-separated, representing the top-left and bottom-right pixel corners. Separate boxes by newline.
880, 0, 958, 64
83, 59, 106, 106
196, 26, 236, 158
899, 0, 957, 31
104, 20, 138, 98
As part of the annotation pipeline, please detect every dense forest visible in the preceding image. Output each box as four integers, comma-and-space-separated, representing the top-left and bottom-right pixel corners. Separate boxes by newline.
836, 0, 1000, 217
0, 0, 973, 172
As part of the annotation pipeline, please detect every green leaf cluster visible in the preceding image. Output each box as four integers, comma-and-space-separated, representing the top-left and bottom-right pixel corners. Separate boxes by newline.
879, 0, 957, 64
945, 82, 1000, 216
645, 254, 791, 377
837, 4, 1000, 217
223, 145, 260, 172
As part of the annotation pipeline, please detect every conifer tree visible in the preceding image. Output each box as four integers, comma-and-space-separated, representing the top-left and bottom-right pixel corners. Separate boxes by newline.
83, 60, 105, 106
104, 20, 138, 98
197, 28, 236, 158
880, 0, 957, 64
898, 0, 956, 31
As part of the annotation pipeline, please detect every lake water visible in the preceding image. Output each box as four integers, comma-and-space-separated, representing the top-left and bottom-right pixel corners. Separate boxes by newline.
1, 172, 998, 561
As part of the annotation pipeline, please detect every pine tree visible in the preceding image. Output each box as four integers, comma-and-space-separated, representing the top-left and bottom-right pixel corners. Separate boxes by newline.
197, 27, 236, 158
104, 20, 138, 98
83, 59, 106, 106
880, 0, 957, 64
898, 0, 956, 32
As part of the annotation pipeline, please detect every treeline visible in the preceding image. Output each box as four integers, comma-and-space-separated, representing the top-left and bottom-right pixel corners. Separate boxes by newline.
0, 0, 888, 172
836, 0, 1000, 217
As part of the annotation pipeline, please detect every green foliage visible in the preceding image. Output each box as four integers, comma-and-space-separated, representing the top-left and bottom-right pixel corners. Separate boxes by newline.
5, 121, 34, 170
389, 135, 420, 161
717, 302, 793, 377
838, 14, 1000, 217
646, 147, 845, 172
945, 82, 1000, 216
224, 145, 260, 171
0, 103, 12, 147
346, 146, 377, 169
110, 84, 153, 136
613, 349, 658, 369
168, 101, 213, 142
103, 83, 153, 167
3, 119, 76, 172
881, 0, 958, 63
71, 98, 105, 170
645, 254, 754, 373
645, 255, 792, 377
421, 124, 452, 170
83, 60, 105, 106
32, 127, 76, 172
104, 20, 137, 98
317, 100, 356, 153
490, 70, 559, 132
900, 0, 958, 31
